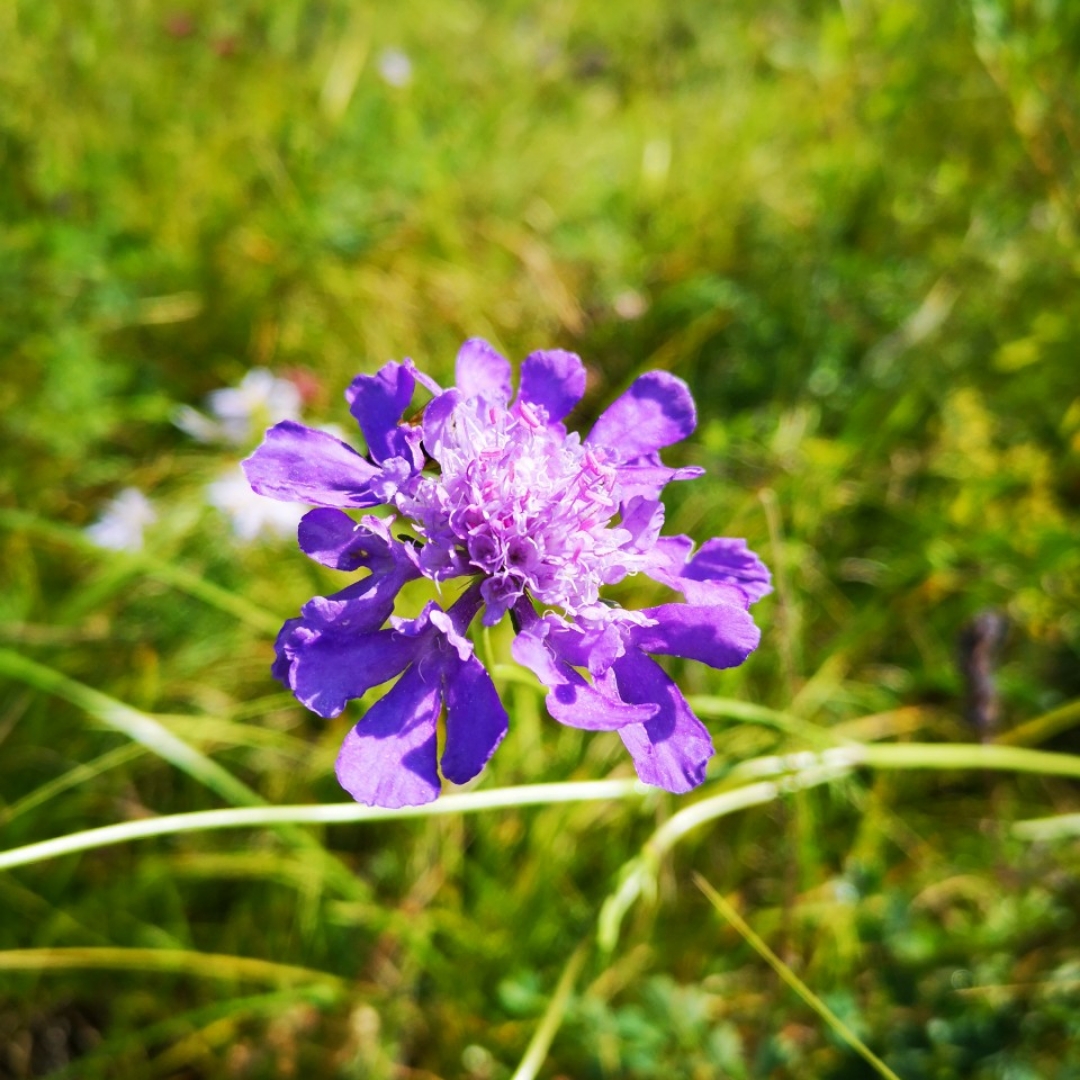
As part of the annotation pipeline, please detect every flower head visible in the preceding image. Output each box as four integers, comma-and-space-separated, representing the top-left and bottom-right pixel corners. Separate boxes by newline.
244, 340, 770, 806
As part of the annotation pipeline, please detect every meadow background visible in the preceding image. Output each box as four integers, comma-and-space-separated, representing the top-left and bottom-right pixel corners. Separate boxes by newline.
2, 1, 1080, 1077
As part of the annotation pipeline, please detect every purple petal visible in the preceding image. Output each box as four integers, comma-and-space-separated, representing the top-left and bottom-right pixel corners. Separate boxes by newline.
426, 607, 474, 661
538, 617, 629, 677
298, 509, 419, 582
619, 496, 665, 553
456, 339, 512, 403
440, 655, 509, 785
335, 665, 441, 807
242, 421, 381, 508
480, 574, 525, 627
279, 624, 416, 718
612, 651, 714, 793
613, 456, 705, 501
518, 349, 586, 423
586, 372, 697, 459
392, 586, 483, 648
296, 557, 411, 641
640, 535, 759, 609
345, 361, 423, 467
301, 585, 389, 634
685, 538, 773, 604
632, 602, 761, 670
404, 358, 443, 396
639, 535, 694, 591
511, 628, 658, 730
297, 508, 380, 570
271, 617, 302, 685
420, 388, 462, 455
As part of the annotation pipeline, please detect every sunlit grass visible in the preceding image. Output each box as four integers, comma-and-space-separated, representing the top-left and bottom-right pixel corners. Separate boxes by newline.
2, 0, 1080, 1077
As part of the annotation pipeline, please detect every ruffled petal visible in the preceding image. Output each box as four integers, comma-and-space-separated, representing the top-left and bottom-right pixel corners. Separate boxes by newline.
684, 537, 773, 604
277, 622, 416, 718
639, 535, 694, 590
518, 349, 586, 423
619, 496, 665, 553
511, 627, 658, 730
419, 388, 462, 456
456, 338, 512, 403
612, 456, 705, 501
480, 574, 525, 627
632, 602, 761, 670
536, 616, 634, 677
393, 586, 483, 655
242, 421, 381, 508
586, 372, 697, 459
612, 651, 714, 792
298, 508, 385, 570
271, 617, 302, 685
301, 568, 408, 643
440, 654, 509, 785
403, 357, 443, 396
345, 360, 424, 468
640, 535, 759, 608
301, 585, 388, 634
297, 511, 420, 607
335, 665, 441, 807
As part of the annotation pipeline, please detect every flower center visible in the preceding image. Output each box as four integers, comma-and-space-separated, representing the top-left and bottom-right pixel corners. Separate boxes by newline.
395, 397, 635, 620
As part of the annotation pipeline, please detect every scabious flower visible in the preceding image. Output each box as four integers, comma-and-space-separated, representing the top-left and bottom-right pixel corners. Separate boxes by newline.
243, 340, 770, 807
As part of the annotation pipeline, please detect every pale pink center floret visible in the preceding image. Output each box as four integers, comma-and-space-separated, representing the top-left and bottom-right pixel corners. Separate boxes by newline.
394, 396, 642, 623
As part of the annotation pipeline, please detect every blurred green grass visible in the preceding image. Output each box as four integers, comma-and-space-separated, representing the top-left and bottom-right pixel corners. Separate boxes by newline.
2, 0, 1080, 1076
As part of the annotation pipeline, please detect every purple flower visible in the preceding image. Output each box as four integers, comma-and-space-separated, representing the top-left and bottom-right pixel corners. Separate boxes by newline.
244, 340, 770, 806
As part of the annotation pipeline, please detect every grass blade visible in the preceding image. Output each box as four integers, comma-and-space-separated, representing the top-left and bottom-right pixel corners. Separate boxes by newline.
695, 874, 903, 1080
510, 942, 590, 1080
0, 946, 344, 988
0, 648, 263, 807
0, 650, 377, 899
0, 743, 145, 825
0, 508, 283, 635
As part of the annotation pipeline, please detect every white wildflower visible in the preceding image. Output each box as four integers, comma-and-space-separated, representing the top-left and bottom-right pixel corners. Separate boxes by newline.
85, 488, 157, 553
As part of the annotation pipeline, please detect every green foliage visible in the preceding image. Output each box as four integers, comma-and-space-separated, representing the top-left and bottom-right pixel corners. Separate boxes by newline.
2, 0, 1079, 1076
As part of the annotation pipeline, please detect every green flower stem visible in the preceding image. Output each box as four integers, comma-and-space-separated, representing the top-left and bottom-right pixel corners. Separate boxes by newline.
0, 648, 374, 898
598, 761, 850, 952
596, 740, 1080, 952
0, 780, 643, 873
851, 741, 1080, 779
688, 694, 840, 747
0, 743, 146, 826
1013, 813, 1080, 841
4, 742, 1080, 875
